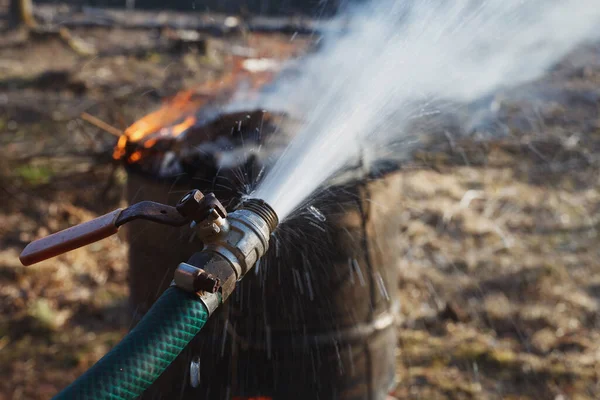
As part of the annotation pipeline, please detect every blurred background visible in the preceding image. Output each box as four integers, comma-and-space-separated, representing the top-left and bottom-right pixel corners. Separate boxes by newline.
1, 0, 600, 399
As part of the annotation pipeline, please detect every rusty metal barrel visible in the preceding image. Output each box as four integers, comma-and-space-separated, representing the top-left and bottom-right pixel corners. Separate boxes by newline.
124, 111, 401, 399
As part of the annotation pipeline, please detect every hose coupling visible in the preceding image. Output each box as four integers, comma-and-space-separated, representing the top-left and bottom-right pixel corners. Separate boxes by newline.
174, 197, 278, 302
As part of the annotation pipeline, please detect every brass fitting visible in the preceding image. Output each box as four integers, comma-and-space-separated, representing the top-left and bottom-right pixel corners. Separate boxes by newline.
173, 198, 278, 309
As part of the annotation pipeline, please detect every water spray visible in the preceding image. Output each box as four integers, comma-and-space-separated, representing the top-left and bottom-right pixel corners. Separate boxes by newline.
251, 0, 600, 221
19, 191, 278, 400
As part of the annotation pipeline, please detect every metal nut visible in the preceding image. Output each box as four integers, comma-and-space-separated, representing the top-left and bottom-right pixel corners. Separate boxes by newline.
173, 262, 221, 293
202, 193, 227, 219
176, 190, 204, 218
194, 270, 221, 293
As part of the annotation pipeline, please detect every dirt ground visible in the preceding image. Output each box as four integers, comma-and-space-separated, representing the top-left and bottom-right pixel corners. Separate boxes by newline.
1, 4, 600, 400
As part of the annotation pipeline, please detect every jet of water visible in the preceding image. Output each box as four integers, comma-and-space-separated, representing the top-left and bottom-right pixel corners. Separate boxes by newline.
253, 0, 600, 220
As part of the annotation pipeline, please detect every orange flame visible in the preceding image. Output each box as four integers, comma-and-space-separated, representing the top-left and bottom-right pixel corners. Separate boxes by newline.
112, 91, 204, 160
128, 151, 142, 163
114, 33, 308, 164
113, 69, 252, 162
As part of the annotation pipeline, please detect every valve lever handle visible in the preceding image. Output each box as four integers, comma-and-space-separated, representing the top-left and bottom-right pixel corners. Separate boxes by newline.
18, 197, 197, 266
19, 209, 123, 266
19, 201, 192, 266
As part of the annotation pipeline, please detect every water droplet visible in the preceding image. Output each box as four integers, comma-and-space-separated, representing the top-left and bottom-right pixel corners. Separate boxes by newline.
334, 340, 344, 374
220, 319, 228, 357
265, 325, 272, 359
256, 165, 265, 182
189, 356, 200, 388
292, 268, 304, 294
308, 221, 327, 232
310, 350, 318, 380
275, 236, 281, 258
347, 344, 355, 375
352, 259, 366, 286
254, 258, 261, 274
375, 271, 389, 300
305, 270, 315, 301
308, 205, 326, 221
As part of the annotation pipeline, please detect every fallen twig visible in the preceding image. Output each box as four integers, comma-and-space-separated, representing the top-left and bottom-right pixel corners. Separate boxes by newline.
80, 112, 123, 138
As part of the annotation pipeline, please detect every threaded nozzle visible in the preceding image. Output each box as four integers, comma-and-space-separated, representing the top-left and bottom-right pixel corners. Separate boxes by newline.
242, 199, 279, 232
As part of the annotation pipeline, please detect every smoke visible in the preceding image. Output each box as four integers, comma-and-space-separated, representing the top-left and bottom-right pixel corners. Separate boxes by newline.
252, 0, 600, 220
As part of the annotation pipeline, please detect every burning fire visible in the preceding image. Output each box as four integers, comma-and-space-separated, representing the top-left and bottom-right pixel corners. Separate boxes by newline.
113, 34, 308, 164
113, 91, 202, 162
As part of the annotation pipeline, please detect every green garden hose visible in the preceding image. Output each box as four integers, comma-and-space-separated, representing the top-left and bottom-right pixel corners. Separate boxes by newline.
53, 287, 213, 400
42, 197, 278, 400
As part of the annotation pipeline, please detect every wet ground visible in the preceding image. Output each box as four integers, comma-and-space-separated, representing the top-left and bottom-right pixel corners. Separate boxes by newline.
1, 4, 600, 400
